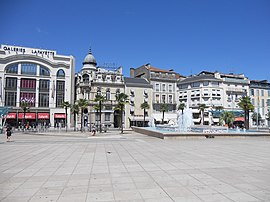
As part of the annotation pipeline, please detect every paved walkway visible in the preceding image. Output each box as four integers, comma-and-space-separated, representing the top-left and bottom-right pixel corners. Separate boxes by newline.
0, 131, 270, 202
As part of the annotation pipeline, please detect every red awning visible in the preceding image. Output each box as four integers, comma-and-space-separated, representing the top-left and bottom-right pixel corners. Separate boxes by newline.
38, 113, 50, 119
234, 117, 244, 122
6, 113, 16, 119
54, 113, 66, 118
18, 113, 36, 119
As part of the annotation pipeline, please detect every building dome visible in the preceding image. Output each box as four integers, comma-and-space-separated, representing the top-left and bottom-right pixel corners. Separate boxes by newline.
83, 49, 97, 65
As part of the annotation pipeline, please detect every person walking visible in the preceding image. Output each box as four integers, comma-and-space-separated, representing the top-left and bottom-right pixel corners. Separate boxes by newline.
6, 125, 12, 142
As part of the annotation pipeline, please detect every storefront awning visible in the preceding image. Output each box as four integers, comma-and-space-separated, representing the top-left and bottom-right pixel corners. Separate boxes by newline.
234, 117, 244, 122
54, 113, 66, 118
38, 113, 50, 119
18, 113, 36, 119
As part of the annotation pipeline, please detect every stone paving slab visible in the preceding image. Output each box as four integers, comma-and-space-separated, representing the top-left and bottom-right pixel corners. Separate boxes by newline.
0, 131, 270, 201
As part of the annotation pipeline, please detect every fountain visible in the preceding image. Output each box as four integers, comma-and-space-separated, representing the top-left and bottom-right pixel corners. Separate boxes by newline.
148, 117, 156, 128
177, 107, 194, 132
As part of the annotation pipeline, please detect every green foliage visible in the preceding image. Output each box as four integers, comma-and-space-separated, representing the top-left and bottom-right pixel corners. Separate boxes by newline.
238, 96, 254, 129
220, 111, 235, 127
178, 103, 186, 114
115, 93, 129, 133
252, 112, 262, 125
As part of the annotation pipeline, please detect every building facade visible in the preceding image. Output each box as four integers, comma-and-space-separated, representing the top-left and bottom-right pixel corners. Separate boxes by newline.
177, 71, 250, 125
75, 50, 125, 130
250, 80, 270, 127
0, 44, 75, 128
130, 63, 184, 123
124, 77, 153, 128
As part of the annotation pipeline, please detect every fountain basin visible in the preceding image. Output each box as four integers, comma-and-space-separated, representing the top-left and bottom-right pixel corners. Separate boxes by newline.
132, 126, 270, 139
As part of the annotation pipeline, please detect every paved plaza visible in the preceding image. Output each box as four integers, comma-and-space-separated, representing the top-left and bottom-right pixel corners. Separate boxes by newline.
0, 131, 270, 202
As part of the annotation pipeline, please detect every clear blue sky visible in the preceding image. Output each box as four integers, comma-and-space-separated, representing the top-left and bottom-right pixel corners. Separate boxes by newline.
1, 0, 270, 80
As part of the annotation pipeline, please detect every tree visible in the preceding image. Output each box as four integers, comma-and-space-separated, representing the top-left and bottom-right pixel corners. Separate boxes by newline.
71, 104, 79, 131
178, 103, 186, 115
238, 96, 254, 130
94, 94, 106, 133
20, 100, 31, 130
198, 104, 207, 125
140, 102, 150, 127
252, 112, 262, 125
160, 103, 168, 124
213, 105, 224, 125
62, 101, 71, 132
214, 106, 224, 112
77, 99, 88, 132
220, 111, 235, 127
266, 111, 270, 127
115, 93, 129, 133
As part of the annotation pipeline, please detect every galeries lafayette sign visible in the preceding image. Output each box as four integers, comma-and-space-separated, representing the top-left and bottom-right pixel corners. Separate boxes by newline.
1, 45, 56, 56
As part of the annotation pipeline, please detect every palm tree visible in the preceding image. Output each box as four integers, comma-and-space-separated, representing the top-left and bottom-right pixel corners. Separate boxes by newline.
94, 94, 106, 133
160, 103, 168, 124
20, 101, 31, 131
198, 104, 207, 125
62, 101, 71, 132
140, 102, 150, 127
77, 99, 88, 132
220, 111, 235, 127
71, 103, 79, 131
115, 93, 129, 133
238, 96, 254, 130
178, 102, 186, 115
213, 105, 224, 125
252, 112, 262, 126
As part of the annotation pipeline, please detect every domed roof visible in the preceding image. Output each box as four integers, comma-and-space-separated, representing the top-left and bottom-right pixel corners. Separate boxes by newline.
82, 49, 97, 66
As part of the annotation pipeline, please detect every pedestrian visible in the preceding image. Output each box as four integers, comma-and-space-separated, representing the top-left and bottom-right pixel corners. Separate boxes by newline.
6, 125, 12, 142
92, 129, 96, 136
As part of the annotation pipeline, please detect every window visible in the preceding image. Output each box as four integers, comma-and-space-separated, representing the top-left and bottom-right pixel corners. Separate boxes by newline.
106, 89, 110, 100
203, 81, 209, 86
20, 92, 35, 107
39, 93, 49, 107
267, 99, 270, 106
39, 80, 50, 91
155, 94, 160, 103
115, 88, 120, 98
40, 66, 50, 76
268, 90, 270, 97
5, 64, 18, 74
162, 84, 166, 92
5, 77, 17, 89
168, 95, 173, 104
192, 82, 200, 87
21, 63, 37, 75
21, 79, 36, 90
262, 99, 265, 107
179, 84, 188, 89
105, 113, 110, 121
95, 112, 100, 121
168, 84, 173, 92
212, 82, 219, 86
56, 81, 65, 107
82, 74, 89, 82
256, 90, 259, 96
261, 90, 264, 96
5, 92, 16, 106
155, 83, 160, 92
250, 89, 254, 96
57, 69, 65, 78
162, 95, 166, 103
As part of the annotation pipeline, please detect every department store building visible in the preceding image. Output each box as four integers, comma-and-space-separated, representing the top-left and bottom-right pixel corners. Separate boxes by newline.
0, 45, 75, 128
